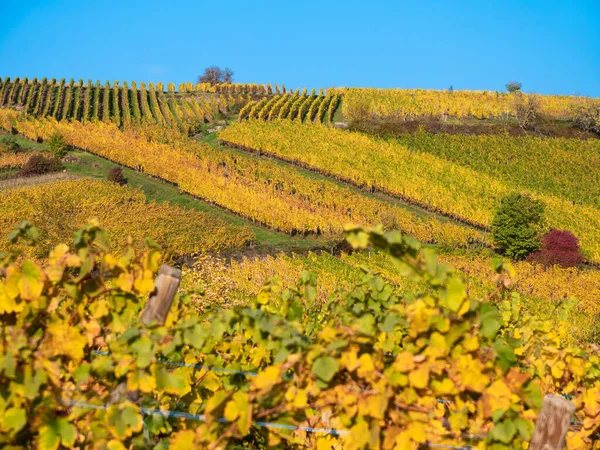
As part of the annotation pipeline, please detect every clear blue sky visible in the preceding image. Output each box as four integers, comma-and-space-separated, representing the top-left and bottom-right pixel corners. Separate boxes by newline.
0, 0, 598, 96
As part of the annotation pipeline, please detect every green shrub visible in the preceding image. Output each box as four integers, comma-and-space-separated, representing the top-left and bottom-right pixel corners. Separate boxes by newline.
491, 193, 545, 259
0, 135, 23, 153
47, 132, 68, 158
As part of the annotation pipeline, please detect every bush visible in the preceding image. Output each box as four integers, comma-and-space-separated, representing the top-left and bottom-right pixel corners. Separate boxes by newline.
18, 154, 62, 177
47, 132, 68, 158
514, 93, 540, 130
528, 229, 584, 268
0, 135, 23, 153
107, 166, 127, 185
491, 193, 545, 260
571, 103, 600, 134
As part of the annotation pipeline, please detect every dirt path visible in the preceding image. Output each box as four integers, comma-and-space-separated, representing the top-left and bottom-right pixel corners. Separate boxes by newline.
0, 171, 79, 190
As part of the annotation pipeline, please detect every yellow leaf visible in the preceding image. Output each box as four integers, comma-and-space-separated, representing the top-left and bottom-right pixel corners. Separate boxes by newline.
0, 282, 23, 314
480, 379, 512, 417
257, 292, 269, 305
356, 353, 375, 378
107, 440, 127, 450
316, 437, 339, 450
43, 322, 88, 360
127, 369, 156, 393
551, 364, 564, 380
347, 421, 370, 450
18, 260, 44, 301
340, 348, 359, 371
253, 365, 280, 390
169, 430, 196, 450
431, 378, 457, 395
116, 272, 133, 292
408, 367, 430, 389
223, 392, 251, 434
393, 351, 415, 373
89, 299, 109, 318
293, 389, 308, 408
405, 421, 427, 443
133, 272, 155, 295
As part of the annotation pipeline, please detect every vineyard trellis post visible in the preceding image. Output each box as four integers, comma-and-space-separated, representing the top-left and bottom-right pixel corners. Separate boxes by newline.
529, 395, 575, 450
110, 264, 182, 404
140, 264, 182, 325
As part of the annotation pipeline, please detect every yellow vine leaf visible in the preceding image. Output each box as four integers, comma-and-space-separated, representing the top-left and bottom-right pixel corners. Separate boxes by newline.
253, 365, 280, 390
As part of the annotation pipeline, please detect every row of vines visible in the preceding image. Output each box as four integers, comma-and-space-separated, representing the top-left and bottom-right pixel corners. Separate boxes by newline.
0, 77, 243, 133
179, 82, 324, 96
184, 247, 600, 342
330, 87, 600, 121
218, 120, 600, 262
0, 110, 484, 246
0, 179, 253, 261
238, 91, 340, 124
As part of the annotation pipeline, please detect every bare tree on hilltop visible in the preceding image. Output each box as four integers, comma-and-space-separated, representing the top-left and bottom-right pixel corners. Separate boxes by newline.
198, 66, 234, 85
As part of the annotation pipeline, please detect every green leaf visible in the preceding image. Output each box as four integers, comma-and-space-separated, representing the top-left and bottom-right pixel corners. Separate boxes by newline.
422, 248, 438, 276
23, 365, 47, 399
56, 418, 76, 447
311, 356, 339, 383
155, 366, 189, 395
130, 335, 153, 368
514, 418, 534, 440
106, 403, 143, 439
380, 314, 399, 333
493, 339, 517, 371
1, 407, 26, 434
523, 382, 543, 410
38, 423, 59, 450
356, 314, 375, 335
490, 419, 517, 444
345, 229, 370, 249
304, 285, 317, 301
446, 277, 466, 313
480, 303, 502, 339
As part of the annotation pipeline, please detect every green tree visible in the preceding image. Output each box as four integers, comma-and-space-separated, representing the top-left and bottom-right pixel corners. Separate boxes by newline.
491, 193, 545, 259
505, 81, 522, 93
47, 132, 68, 158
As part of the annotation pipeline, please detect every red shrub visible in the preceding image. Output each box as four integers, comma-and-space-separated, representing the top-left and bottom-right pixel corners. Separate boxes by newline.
527, 229, 584, 268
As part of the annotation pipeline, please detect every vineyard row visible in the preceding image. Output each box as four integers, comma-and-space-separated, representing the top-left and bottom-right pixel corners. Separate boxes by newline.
0, 76, 245, 133
218, 120, 600, 262
0, 110, 485, 247
330, 87, 600, 121
238, 91, 340, 124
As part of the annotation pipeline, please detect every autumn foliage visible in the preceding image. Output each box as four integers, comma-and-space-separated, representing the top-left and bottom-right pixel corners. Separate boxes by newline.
528, 229, 585, 268
0, 223, 599, 448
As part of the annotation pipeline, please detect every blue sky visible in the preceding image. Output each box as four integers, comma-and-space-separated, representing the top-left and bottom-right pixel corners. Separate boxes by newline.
0, 0, 598, 96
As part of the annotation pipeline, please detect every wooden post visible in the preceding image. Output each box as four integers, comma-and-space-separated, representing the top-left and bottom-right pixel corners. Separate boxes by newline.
529, 395, 575, 450
110, 264, 181, 404
140, 264, 182, 326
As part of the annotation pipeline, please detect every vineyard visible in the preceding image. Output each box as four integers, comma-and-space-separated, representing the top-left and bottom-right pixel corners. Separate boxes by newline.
238, 91, 340, 124
0, 179, 253, 260
0, 76, 244, 133
331, 87, 600, 121
1, 224, 600, 449
0, 110, 484, 247
219, 120, 600, 262
0, 70, 599, 450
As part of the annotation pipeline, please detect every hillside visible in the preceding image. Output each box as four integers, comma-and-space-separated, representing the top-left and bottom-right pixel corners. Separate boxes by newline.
0, 78, 599, 449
